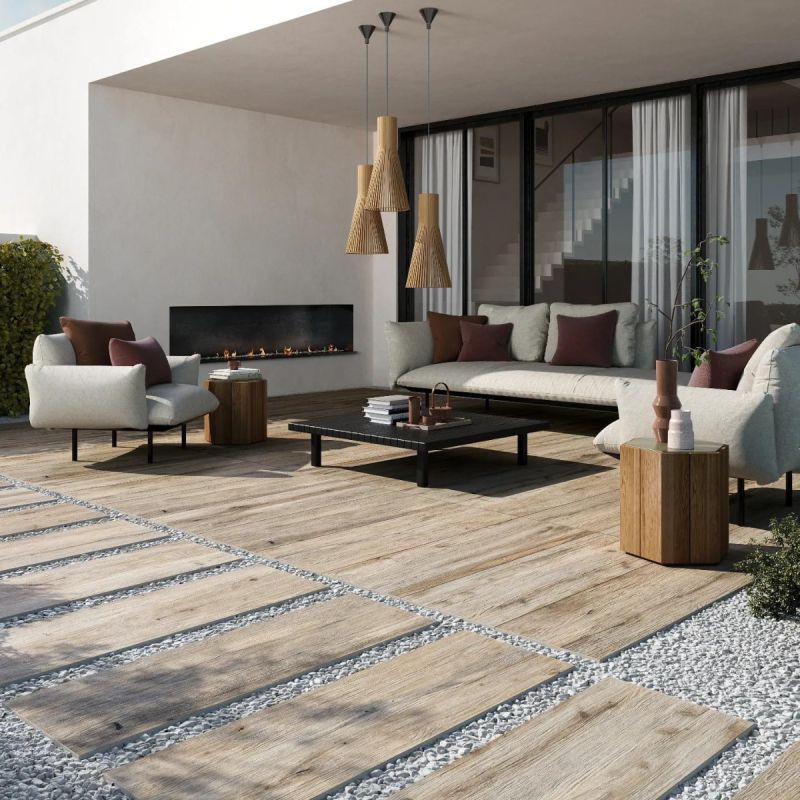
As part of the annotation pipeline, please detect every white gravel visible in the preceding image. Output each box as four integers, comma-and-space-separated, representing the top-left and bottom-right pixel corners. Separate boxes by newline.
1, 473, 799, 800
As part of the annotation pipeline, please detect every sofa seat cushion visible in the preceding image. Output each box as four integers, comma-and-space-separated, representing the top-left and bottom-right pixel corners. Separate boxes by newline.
146, 383, 219, 427
397, 361, 681, 406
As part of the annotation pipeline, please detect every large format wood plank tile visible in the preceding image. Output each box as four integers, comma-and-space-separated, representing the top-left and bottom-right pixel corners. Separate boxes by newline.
0, 520, 163, 573
0, 504, 104, 536
0, 540, 232, 620
0, 564, 319, 685
108, 631, 571, 800
0, 487, 49, 510
392, 677, 752, 799
734, 741, 800, 799
13, 595, 429, 756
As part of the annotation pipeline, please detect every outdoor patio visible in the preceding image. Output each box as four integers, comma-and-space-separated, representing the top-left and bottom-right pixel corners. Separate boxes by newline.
1, 390, 798, 799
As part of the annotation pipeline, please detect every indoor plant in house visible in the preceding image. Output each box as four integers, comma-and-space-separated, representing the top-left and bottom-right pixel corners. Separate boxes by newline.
0, 238, 63, 417
648, 234, 728, 443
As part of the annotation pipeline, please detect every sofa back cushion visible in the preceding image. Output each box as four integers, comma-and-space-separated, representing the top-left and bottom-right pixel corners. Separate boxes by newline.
751, 346, 800, 474
545, 302, 639, 367
109, 336, 172, 388
476, 303, 549, 361
428, 311, 488, 363
60, 317, 135, 366
634, 320, 658, 370
549, 311, 618, 367
738, 323, 800, 393
457, 321, 513, 362
688, 339, 759, 390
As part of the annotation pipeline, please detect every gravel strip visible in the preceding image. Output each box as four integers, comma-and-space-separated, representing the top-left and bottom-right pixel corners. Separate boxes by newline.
0, 472, 799, 800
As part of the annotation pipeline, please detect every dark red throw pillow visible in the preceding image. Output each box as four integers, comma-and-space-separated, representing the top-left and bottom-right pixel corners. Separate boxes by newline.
60, 316, 135, 366
428, 311, 488, 363
457, 321, 513, 362
109, 336, 172, 388
688, 339, 759, 390
548, 311, 618, 367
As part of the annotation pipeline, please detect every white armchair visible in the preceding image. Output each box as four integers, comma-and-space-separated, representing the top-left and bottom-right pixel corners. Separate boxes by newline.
25, 333, 219, 463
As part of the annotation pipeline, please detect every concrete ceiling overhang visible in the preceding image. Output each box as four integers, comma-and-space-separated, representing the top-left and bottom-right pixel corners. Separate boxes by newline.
98, 0, 800, 129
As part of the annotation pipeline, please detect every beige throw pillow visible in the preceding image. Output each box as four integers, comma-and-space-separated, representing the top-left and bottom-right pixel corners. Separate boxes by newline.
477, 303, 549, 361
737, 323, 800, 393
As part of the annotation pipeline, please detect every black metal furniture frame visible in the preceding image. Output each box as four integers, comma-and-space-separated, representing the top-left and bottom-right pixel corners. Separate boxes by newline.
289, 412, 550, 488
70, 420, 197, 465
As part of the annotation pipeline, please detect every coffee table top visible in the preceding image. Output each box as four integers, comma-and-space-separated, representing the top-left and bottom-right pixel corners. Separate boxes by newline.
288, 412, 549, 451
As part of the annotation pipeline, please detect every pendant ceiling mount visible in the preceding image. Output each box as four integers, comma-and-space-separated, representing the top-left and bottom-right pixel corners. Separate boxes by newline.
364, 9, 410, 212
346, 22, 388, 254
406, 6, 451, 289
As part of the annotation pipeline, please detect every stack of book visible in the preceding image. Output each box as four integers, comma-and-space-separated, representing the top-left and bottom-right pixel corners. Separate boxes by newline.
209, 367, 262, 381
364, 395, 409, 426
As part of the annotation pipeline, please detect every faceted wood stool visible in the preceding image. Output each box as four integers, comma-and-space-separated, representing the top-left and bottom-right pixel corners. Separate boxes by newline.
620, 438, 729, 565
203, 378, 267, 445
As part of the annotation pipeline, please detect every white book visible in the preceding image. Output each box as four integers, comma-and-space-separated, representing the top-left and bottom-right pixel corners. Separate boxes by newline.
366, 395, 409, 408
362, 406, 408, 416
366, 417, 397, 425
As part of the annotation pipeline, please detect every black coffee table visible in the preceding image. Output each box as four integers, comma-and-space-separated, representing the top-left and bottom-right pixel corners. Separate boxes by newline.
288, 412, 550, 487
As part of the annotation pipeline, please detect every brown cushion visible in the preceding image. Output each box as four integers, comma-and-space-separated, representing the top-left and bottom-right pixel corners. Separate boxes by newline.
109, 336, 172, 388
688, 339, 759, 390
548, 311, 618, 367
457, 321, 513, 362
428, 312, 488, 363
60, 317, 135, 366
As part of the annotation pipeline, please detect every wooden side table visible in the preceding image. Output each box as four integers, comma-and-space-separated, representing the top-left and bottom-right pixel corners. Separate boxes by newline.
203, 378, 267, 445
619, 438, 729, 565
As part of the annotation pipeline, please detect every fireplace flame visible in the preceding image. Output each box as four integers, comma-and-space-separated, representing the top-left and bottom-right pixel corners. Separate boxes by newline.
212, 344, 350, 360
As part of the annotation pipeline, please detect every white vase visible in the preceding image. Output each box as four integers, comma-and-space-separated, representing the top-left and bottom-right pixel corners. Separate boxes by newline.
667, 409, 694, 451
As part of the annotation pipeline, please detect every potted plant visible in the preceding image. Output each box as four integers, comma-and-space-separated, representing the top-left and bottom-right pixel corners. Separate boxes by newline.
647, 234, 728, 443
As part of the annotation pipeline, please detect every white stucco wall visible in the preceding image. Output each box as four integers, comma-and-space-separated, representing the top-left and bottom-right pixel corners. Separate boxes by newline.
89, 85, 376, 396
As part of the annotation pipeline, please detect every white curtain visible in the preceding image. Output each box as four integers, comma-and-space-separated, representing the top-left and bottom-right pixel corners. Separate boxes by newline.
631, 95, 692, 358
419, 130, 463, 316
705, 87, 748, 348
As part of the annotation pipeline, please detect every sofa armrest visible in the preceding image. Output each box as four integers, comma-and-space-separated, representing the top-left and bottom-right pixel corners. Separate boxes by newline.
167, 354, 201, 385
609, 378, 779, 484
385, 321, 434, 387
25, 364, 148, 430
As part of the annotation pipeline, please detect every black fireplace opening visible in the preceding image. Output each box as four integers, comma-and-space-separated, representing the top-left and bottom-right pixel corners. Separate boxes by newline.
169, 305, 355, 363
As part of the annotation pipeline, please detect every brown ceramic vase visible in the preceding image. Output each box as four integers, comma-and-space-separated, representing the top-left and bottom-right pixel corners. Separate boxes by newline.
652, 359, 681, 444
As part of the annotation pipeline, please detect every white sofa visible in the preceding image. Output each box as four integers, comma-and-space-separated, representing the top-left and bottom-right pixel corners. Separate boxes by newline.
25, 333, 219, 463
385, 305, 800, 520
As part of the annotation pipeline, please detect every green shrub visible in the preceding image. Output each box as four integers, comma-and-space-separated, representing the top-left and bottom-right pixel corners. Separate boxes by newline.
0, 238, 63, 416
736, 514, 800, 619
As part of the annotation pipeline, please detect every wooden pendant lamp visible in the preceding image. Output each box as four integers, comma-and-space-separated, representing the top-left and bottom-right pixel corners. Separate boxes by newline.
406, 7, 451, 289
364, 11, 410, 212
346, 24, 388, 254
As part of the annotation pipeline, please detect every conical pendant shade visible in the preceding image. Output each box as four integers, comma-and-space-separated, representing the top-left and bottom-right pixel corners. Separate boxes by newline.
346, 164, 388, 254
364, 116, 410, 212
748, 218, 775, 270
406, 192, 451, 288
778, 193, 800, 248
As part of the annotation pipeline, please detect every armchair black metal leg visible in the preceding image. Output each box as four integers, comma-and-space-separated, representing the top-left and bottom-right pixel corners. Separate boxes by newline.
71, 429, 78, 462
111, 430, 117, 448
147, 428, 154, 464
737, 478, 746, 526
181, 423, 187, 449
484, 397, 490, 410
787, 472, 793, 507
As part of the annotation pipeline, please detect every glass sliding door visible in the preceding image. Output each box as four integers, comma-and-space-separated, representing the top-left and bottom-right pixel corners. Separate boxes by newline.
468, 121, 521, 311
607, 103, 634, 302
706, 80, 800, 346
533, 108, 604, 304
412, 130, 465, 318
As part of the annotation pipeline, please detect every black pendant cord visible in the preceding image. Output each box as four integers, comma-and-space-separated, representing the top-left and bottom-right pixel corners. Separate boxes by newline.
378, 12, 396, 117
420, 8, 439, 194
359, 24, 376, 165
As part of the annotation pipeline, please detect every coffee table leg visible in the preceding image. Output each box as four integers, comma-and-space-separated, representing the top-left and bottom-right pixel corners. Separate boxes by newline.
517, 434, 528, 466
416, 449, 429, 488
311, 434, 322, 467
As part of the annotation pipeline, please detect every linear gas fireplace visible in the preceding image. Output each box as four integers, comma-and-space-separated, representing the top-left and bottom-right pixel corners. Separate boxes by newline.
169, 305, 354, 363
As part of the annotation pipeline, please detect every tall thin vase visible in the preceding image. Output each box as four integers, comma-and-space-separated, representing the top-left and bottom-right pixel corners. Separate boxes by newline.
653, 359, 681, 444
